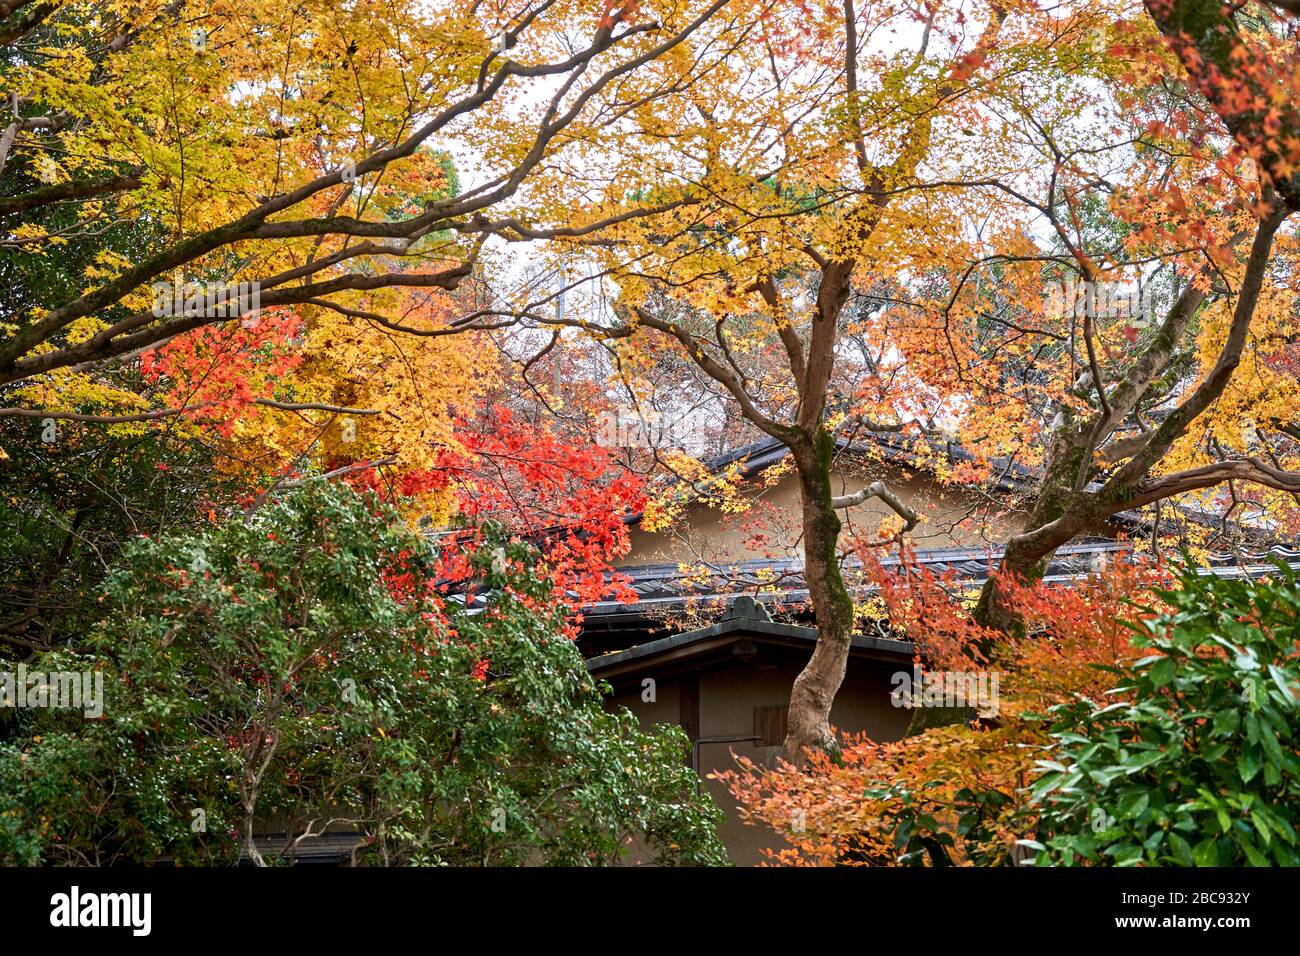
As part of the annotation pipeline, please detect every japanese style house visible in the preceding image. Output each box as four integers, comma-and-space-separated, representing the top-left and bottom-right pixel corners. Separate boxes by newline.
578, 432, 1300, 864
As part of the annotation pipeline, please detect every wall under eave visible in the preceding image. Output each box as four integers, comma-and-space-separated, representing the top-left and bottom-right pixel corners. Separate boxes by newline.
604, 648, 912, 866
619, 459, 1041, 568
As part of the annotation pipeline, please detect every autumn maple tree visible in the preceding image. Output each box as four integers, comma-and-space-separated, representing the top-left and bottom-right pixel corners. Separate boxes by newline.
499, 0, 1300, 761
0, 0, 734, 388
6, 0, 1300, 868
510, 0, 1042, 760
959, 1, 1300, 632
1, 0, 708, 644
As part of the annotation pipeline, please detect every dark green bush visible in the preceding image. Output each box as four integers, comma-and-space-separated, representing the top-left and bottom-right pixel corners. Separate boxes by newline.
1030, 565, 1300, 866
0, 482, 726, 866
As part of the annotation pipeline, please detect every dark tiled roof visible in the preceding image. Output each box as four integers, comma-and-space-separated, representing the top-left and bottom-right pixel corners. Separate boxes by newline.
578, 541, 1300, 627
585, 595, 912, 676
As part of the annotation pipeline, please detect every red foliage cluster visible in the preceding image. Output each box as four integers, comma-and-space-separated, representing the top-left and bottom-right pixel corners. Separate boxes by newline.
140, 311, 304, 435
451, 407, 646, 609
855, 544, 998, 668
718, 550, 1176, 866
351, 405, 647, 634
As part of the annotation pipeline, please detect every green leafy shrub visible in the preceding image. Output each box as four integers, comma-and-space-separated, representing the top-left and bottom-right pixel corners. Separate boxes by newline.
1030, 565, 1300, 866
0, 482, 726, 866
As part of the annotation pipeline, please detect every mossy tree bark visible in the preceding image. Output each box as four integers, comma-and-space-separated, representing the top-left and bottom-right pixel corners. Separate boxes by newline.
782, 427, 859, 760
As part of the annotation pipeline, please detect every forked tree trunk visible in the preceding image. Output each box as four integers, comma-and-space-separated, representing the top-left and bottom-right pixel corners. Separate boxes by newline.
975, 211, 1285, 634
243, 798, 266, 867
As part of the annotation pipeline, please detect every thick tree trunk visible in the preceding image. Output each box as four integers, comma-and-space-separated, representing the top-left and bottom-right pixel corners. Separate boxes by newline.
973, 526, 1076, 634
973, 414, 1093, 633
782, 428, 858, 762
242, 798, 266, 867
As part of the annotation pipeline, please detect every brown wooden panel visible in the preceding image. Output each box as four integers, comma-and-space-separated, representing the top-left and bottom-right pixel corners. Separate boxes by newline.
753, 704, 788, 748
679, 672, 700, 742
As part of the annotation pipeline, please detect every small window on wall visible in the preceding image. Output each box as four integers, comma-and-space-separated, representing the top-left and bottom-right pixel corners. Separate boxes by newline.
753, 705, 788, 748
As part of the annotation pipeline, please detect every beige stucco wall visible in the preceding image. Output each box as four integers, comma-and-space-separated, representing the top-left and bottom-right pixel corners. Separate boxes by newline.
620, 458, 1032, 568
606, 652, 912, 866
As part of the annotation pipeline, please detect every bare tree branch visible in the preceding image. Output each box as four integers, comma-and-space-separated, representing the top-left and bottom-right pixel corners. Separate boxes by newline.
830, 480, 919, 532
